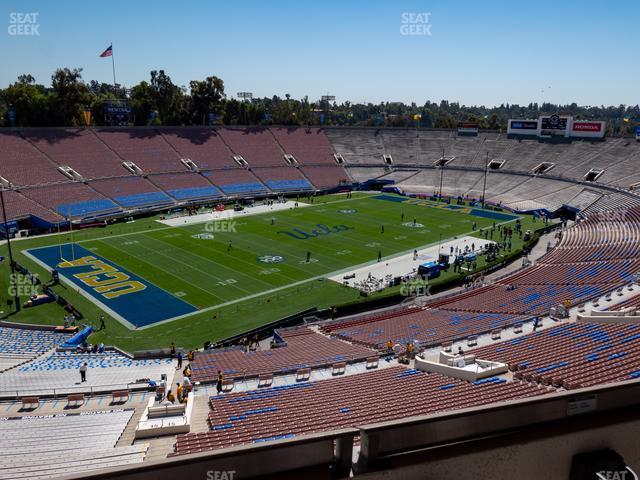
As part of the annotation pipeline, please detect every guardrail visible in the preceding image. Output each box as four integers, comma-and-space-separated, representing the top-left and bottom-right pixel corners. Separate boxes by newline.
59, 379, 640, 480
356, 378, 640, 469
0, 381, 151, 401
190, 352, 377, 386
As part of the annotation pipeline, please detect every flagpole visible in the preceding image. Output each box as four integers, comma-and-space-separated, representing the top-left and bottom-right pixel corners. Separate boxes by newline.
110, 43, 117, 88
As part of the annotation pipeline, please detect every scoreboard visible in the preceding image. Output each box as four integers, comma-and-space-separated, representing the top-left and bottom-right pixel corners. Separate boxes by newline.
103, 100, 134, 126
508, 116, 606, 139
540, 114, 569, 135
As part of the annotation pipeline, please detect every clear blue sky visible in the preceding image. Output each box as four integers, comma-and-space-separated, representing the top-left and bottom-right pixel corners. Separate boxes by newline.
1, 0, 638, 107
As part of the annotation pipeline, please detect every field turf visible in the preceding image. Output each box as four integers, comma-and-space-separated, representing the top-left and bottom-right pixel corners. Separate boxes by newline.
0, 193, 538, 352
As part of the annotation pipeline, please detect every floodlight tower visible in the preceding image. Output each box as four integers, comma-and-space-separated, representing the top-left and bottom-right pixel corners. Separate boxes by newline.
320, 94, 335, 125
237, 92, 253, 102
438, 147, 445, 200
482, 151, 489, 209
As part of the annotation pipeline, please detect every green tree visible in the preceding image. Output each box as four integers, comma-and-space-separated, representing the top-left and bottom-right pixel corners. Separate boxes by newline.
49, 67, 92, 126
189, 76, 225, 125
1, 74, 50, 126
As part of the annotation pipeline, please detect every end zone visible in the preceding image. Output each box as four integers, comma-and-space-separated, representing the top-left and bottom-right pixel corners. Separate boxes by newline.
23, 244, 197, 329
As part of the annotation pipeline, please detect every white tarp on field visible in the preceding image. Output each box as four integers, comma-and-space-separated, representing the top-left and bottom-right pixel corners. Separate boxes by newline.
328, 236, 495, 290
156, 201, 310, 227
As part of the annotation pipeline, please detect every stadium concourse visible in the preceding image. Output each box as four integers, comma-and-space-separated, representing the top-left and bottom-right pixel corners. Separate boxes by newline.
1, 127, 640, 478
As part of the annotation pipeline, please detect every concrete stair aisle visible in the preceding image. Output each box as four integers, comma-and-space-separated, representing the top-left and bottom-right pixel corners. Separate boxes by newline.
189, 394, 213, 433
136, 436, 177, 462
115, 405, 147, 448
131, 395, 212, 462
127, 392, 212, 462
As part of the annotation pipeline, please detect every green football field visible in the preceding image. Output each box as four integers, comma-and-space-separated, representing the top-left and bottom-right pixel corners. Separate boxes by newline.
0, 193, 539, 352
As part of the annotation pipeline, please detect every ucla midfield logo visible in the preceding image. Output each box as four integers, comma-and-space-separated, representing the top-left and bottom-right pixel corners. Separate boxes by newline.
277, 223, 353, 240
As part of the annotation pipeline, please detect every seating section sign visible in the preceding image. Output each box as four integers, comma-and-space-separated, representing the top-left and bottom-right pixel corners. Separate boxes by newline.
24, 244, 197, 328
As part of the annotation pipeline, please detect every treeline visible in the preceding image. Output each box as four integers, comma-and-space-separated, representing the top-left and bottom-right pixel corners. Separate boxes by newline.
1, 68, 639, 135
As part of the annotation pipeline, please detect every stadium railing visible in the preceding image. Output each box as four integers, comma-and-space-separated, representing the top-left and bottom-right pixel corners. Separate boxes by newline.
0, 380, 152, 401
61, 379, 640, 480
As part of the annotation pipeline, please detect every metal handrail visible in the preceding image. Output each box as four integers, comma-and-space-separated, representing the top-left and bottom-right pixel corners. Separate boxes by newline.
1, 380, 151, 401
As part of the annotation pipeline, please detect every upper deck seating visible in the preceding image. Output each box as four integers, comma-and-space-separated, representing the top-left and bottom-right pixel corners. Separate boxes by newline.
23, 129, 126, 179
270, 127, 336, 165
95, 129, 182, 174
0, 132, 66, 186
159, 128, 238, 170
218, 128, 286, 167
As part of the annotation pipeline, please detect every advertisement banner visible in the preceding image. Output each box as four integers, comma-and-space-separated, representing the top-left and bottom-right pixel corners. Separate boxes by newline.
572, 121, 602, 132
509, 120, 538, 130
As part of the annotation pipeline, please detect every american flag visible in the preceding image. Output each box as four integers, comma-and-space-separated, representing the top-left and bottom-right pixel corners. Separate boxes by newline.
99, 45, 113, 58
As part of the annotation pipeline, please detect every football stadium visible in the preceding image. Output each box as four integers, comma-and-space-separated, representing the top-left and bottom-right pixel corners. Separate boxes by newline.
1, 2, 640, 479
